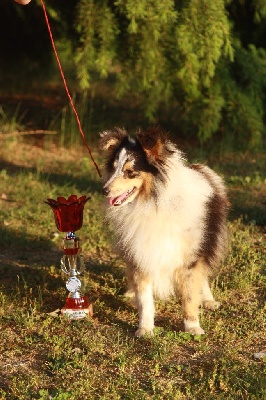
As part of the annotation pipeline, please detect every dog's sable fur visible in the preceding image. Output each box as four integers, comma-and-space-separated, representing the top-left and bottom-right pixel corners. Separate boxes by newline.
99, 127, 230, 336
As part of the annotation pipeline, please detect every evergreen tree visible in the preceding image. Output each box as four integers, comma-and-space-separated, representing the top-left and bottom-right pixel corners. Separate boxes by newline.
1, 0, 265, 149
75, 0, 266, 149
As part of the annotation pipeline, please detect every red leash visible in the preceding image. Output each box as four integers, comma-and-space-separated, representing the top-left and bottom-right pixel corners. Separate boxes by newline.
39, 0, 102, 179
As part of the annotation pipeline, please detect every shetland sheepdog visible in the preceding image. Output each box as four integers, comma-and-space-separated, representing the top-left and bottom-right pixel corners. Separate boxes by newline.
99, 127, 229, 336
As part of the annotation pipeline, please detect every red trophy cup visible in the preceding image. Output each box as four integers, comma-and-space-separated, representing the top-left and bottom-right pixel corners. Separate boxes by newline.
45, 195, 93, 320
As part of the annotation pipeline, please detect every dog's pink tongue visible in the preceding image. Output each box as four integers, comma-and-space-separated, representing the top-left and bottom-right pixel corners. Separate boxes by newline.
109, 192, 128, 206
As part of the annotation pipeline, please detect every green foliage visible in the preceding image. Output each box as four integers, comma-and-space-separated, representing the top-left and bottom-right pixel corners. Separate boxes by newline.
75, 0, 119, 89
176, 0, 233, 97
221, 43, 266, 149
75, 0, 266, 148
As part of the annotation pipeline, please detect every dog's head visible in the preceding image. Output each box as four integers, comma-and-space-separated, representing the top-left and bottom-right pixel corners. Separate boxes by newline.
99, 127, 169, 207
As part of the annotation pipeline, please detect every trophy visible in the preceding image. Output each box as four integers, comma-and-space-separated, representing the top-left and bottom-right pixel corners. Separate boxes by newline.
46, 195, 93, 320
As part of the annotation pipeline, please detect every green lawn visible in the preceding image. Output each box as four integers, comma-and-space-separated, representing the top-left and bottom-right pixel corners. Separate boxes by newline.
0, 139, 265, 399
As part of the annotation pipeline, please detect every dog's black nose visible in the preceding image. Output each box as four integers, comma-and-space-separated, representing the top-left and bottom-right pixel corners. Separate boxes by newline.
102, 187, 110, 196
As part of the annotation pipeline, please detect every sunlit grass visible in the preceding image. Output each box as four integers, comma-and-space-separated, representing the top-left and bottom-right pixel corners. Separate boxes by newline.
0, 141, 265, 399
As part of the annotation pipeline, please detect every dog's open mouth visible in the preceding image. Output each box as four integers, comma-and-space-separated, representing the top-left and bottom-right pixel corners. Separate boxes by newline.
109, 187, 136, 206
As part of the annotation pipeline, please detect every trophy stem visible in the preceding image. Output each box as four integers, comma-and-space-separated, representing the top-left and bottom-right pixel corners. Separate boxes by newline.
60, 232, 93, 320
67, 255, 78, 273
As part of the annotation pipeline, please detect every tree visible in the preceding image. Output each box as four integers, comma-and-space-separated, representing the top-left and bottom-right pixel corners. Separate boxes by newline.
75, 0, 266, 149
1, 0, 265, 149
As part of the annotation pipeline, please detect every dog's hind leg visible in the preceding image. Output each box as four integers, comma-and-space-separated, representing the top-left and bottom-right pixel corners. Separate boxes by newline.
201, 278, 221, 310
130, 271, 155, 337
178, 263, 206, 335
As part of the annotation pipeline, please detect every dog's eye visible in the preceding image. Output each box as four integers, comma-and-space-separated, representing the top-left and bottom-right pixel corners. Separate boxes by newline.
124, 169, 138, 178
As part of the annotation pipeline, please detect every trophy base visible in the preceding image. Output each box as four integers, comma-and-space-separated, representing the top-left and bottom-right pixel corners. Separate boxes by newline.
61, 295, 93, 320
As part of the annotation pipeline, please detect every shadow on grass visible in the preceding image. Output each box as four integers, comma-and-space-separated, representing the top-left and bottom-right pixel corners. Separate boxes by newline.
0, 225, 133, 326
229, 201, 266, 226
0, 159, 102, 194
0, 225, 66, 311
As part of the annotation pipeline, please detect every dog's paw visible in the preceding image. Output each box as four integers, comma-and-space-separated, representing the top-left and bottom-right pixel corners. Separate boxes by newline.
203, 300, 221, 310
135, 328, 154, 337
185, 326, 205, 335
184, 319, 205, 335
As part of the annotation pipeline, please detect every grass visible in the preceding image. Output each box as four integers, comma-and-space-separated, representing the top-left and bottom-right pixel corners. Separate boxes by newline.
0, 138, 265, 399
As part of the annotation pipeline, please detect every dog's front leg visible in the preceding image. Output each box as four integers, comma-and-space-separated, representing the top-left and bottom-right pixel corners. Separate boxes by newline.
179, 266, 205, 335
133, 276, 155, 337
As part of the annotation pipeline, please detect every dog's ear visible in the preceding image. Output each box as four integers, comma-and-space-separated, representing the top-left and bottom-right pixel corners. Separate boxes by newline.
136, 127, 167, 161
99, 127, 128, 151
